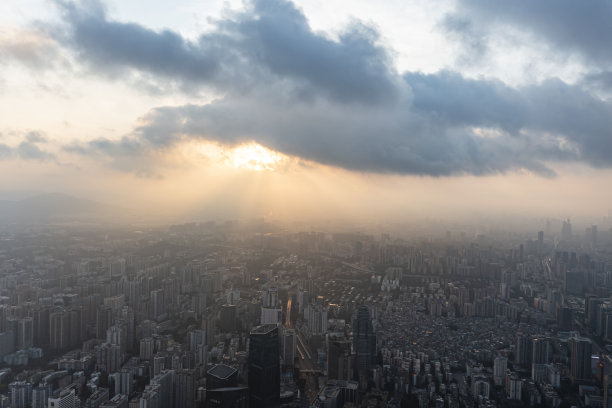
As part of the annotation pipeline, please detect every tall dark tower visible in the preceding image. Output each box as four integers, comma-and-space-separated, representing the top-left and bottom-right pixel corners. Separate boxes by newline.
570, 335, 592, 382
353, 306, 376, 378
249, 324, 280, 408
328, 335, 353, 380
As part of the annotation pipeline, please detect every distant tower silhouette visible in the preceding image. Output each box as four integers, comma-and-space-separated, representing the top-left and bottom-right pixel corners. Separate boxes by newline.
353, 306, 376, 378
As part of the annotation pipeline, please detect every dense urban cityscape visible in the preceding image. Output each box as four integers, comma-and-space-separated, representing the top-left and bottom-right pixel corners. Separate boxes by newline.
0, 214, 611, 407
3, 0, 612, 406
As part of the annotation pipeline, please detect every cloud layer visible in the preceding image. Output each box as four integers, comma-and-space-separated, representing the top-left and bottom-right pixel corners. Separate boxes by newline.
53, 0, 612, 177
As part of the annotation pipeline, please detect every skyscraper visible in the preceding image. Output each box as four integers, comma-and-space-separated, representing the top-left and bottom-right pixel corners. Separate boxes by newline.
493, 356, 507, 386
353, 306, 376, 377
514, 333, 533, 367
17, 317, 33, 350
174, 369, 196, 408
328, 335, 353, 380
532, 337, 550, 365
570, 335, 592, 382
282, 328, 296, 368
248, 324, 280, 408
150, 370, 174, 408
206, 364, 248, 408
150, 289, 166, 321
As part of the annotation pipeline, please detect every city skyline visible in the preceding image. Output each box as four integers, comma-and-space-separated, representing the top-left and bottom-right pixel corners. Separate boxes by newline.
1, 0, 612, 223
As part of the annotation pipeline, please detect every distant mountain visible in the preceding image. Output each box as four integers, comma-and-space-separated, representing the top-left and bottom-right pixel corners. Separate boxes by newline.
0, 193, 117, 224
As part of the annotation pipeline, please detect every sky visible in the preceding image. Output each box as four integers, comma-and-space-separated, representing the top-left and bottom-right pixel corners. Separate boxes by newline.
1, 0, 612, 225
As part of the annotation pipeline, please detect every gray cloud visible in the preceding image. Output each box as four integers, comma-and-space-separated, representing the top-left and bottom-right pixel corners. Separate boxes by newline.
55, 0, 401, 104
55, 0, 221, 85
69, 71, 612, 177
16, 141, 56, 161
446, 0, 612, 67
441, 15, 488, 63
0, 132, 56, 162
56, 0, 612, 177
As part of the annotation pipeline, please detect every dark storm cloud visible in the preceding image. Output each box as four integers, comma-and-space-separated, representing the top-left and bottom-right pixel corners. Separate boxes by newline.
57, 0, 612, 177
447, 0, 612, 65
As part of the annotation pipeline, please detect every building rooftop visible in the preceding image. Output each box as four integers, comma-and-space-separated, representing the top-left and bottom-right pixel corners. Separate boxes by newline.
251, 324, 278, 334
207, 364, 237, 380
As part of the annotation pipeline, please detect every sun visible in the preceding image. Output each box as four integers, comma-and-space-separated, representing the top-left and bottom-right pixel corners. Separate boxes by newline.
231, 143, 284, 171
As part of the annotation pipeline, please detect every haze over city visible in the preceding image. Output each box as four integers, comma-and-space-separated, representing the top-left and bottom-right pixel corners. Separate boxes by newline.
3, 2, 612, 408
1, 0, 612, 225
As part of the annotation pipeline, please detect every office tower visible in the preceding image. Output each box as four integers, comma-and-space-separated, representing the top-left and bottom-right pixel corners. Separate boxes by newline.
150, 289, 166, 321
353, 306, 376, 376
249, 325, 280, 408
174, 369, 196, 408
282, 328, 296, 368
48, 387, 77, 408
9, 381, 31, 408
494, 356, 507, 386
538, 231, 544, 244
570, 335, 592, 382
328, 335, 352, 380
